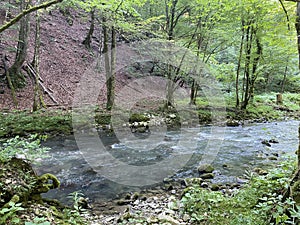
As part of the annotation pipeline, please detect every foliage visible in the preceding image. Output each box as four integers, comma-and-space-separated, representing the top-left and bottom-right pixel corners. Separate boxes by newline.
61, 191, 88, 225
181, 157, 298, 225
0, 134, 49, 163
25, 217, 50, 225
0, 201, 24, 225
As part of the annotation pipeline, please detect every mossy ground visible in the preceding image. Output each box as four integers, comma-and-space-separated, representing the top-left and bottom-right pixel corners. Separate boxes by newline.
0, 92, 299, 138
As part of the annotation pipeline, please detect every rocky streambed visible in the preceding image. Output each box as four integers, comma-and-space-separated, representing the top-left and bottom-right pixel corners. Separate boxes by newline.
37, 120, 299, 202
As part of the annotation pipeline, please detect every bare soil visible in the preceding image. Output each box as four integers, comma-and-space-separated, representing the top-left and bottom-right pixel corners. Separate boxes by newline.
0, 9, 139, 111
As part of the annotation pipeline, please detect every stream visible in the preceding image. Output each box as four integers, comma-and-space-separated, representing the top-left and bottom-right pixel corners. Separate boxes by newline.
35, 120, 299, 203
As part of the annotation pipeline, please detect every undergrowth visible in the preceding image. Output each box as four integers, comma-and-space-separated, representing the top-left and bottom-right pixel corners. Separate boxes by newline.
181, 157, 299, 225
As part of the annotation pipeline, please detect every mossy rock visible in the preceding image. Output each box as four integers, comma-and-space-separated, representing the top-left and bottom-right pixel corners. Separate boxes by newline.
200, 173, 215, 179
197, 164, 215, 174
183, 178, 203, 186
211, 184, 221, 191
0, 158, 60, 207
34, 173, 60, 194
129, 113, 150, 123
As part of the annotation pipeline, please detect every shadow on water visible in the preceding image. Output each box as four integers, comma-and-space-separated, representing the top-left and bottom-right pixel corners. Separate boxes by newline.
35, 120, 299, 204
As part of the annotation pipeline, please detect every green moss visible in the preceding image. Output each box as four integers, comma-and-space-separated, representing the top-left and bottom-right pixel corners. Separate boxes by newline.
128, 113, 150, 123
35, 173, 60, 194
0, 110, 73, 138
197, 109, 212, 123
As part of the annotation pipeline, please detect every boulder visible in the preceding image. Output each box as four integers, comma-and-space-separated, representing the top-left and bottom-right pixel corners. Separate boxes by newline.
211, 184, 220, 191
200, 173, 215, 179
197, 164, 214, 174
226, 120, 240, 127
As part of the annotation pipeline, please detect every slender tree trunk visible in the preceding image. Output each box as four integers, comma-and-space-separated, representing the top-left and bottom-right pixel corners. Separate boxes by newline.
103, 17, 110, 110
106, 27, 116, 111
190, 79, 196, 105
248, 36, 262, 104
8, 0, 30, 88
296, 3, 300, 70
241, 23, 253, 110
103, 16, 116, 111
190, 80, 198, 105
82, 8, 95, 49
298, 124, 300, 169
236, 21, 245, 109
165, 65, 175, 108
281, 63, 288, 93
32, 8, 45, 111
164, 0, 178, 109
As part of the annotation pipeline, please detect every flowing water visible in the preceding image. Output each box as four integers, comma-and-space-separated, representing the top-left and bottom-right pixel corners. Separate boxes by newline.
35, 120, 299, 203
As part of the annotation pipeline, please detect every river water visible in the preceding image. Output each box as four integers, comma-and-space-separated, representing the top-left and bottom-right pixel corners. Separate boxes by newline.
35, 120, 299, 203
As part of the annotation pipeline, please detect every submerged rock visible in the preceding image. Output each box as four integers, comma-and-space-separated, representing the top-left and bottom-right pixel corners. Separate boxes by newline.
261, 140, 272, 147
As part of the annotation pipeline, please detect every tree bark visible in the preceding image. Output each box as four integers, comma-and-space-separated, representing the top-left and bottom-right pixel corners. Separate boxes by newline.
32, 8, 45, 111
298, 124, 300, 168
296, 3, 300, 70
2, 55, 17, 106
103, 16, 116, 111
236, 20, 245, 109
241, 23, 253, 110
106, 27, 116, 111
7, 0, 31, 88
82, 8, 95, 49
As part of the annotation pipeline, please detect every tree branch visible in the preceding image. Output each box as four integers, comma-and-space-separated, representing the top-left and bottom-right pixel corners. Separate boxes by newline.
279, 0, 291, 30
0, 0, 63, 33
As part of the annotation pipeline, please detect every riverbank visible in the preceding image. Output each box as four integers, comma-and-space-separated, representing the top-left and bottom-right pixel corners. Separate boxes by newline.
1, 92, 299, 138
2, 153, 297, 224
90, 156, 296, 224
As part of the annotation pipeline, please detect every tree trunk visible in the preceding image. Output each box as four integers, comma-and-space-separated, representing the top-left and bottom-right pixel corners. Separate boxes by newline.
241, 24, 252, 110
8, 0, 30, 88
82, 8, 95, 49
106, 27, 116, 111
32, 8, 45, 112
103, 16, 116, 111
296, 3, 300, 70
248, 36, 262, 104
2, 55, 17, 106
190, 79, 196, 105
281, 63, 288, 93
164, 0, 178, 110
298, 124, 300, 168
236, 21, 245, 109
